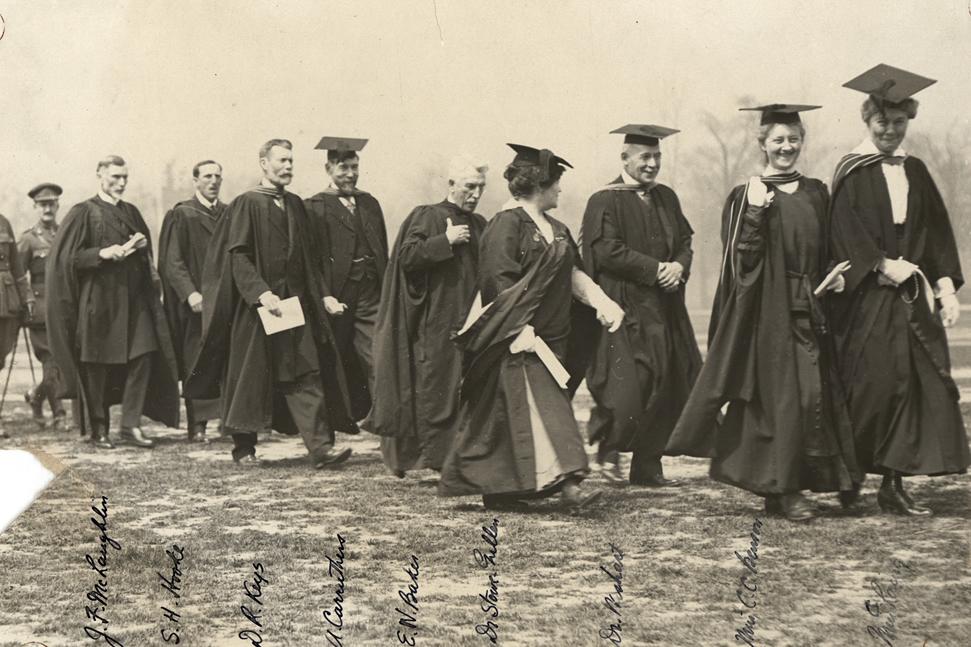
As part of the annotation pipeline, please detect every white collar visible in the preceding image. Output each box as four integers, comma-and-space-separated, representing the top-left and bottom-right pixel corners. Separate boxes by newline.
195, 192, 217, 209
261, 177, 286, 192
852, 138, 907, 158
621, 169, 649, 188
330, 183, 356, 201
98, 190, 119, 206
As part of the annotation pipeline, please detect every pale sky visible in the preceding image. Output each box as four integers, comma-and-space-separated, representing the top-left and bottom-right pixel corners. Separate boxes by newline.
1, 0, 969, 241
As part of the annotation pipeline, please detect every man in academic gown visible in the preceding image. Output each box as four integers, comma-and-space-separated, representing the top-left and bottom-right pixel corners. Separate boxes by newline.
47, 155, 180, 449
581, 125, 702, 486
183, 139, 352, 468
369, 155, 489, 476
19, 182, 69, 430
158, 160, 226, 443
305, 137, 389, 434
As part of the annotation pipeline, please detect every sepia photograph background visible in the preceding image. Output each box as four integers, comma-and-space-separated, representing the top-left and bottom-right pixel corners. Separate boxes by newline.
1, 1, 969, 645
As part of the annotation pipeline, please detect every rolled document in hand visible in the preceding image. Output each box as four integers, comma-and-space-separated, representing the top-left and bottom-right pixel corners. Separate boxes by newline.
121, 232, 146, 257
534, 337, 570, 389
257, 296, 305, 334
813, 260, 852, 296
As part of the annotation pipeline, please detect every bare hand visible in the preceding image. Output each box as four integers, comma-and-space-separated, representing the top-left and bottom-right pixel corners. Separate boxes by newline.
596, 299, 625, 333
188, 291, 203, 313
508, 324, 537, 354
828, 274, 846, 293
99, 245, 126, 261
940, 293, 961, 328
259, 292, 282, 317
746, 177, 774, 208
445, 217, 470, 245
657, 262, 684, 291
130, 233, 148, 250
323, 296, 347, 315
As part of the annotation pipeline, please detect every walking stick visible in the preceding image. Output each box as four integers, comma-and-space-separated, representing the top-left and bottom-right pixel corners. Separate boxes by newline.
0, 332, 20, 419
22, 327, 36, 384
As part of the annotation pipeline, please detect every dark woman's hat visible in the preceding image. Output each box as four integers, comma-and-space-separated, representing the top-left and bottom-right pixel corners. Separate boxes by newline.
507, 144, 572, 182
611, 124, 679, 146
739, 104, 821, 125
843, 64, 936, 103
28, 183, 62, 200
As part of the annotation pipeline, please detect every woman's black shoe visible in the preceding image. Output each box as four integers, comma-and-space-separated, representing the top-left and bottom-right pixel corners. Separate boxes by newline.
893, 475, 932, 516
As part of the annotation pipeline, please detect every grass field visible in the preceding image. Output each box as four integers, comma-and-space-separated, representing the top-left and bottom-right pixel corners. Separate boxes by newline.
0, 316, 969, 646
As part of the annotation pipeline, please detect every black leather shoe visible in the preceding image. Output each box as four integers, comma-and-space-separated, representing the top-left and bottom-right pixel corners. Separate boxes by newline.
120, 427, 155, 448
52, 407, 69, 431
188, 423, 210, 444
764, 495, 784, 517
839, 484, 866, 514
234, 454, 262, 467
92, 426, 115, 450
879, 484, 932, 517
483, 494, 529, 510
314, 448, 353, 469
338, 422, 361, 435
893, 475, 932, 516
780, 493, 815, 521
631, 474, 681, 488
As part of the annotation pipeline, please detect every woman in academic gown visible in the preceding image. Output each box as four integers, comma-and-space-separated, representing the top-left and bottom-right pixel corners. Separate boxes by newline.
438, 144, 624, 511
826, 65, 969, 515
666, 105, 860, 521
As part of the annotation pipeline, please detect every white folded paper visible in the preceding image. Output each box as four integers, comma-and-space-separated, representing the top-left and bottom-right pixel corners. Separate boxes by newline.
257, 296, 305, 335
813, 260, 852, 296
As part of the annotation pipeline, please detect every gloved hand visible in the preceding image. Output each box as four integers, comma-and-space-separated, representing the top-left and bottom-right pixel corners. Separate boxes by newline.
878, 257, 919, 285
940, 293, 960, 328
323, 296, 347, 315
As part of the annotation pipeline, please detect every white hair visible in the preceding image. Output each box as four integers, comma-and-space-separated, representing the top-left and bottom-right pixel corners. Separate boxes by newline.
448, 155, 489, 183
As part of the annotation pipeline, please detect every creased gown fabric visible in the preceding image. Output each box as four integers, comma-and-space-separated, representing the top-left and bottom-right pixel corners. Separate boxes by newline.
182, 190, 349, 436
369, 200, 486, 471
827, 155, 969, 476
580, 180, 702, 455
439, 208, 593, 497
666, 179, 859, 494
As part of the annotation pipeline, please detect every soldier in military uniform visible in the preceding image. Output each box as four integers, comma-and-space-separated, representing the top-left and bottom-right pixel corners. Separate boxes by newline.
19, 183, 69, 429
0, 202, 34, 439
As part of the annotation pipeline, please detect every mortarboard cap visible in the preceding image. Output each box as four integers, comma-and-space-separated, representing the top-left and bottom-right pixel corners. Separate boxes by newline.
739, 104, 821, 126
507, 144, 572, 183
28, 183, 63, 200
843, 64, 936, 104
611, 124, 680, 147
314, 136, 368, 152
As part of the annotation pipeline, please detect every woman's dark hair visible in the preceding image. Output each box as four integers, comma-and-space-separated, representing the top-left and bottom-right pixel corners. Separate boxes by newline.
503, 163, 565, 199
861, 97, 919, 123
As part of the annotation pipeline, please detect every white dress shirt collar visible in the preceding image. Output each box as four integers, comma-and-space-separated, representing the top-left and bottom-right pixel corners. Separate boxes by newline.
195, 192, 217, 210
98, 190, 119, 206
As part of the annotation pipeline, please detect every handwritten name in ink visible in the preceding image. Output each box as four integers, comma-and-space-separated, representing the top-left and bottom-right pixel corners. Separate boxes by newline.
473, 518, 499, 644
865, 558, 911, 646
598, 543, 624, 644
158, 544, 185, 644
238, 562, 267, 645
322, 534, 347, 647
82, 495, 125, 647
394, 554, 420, 646
733, 517, 763, 647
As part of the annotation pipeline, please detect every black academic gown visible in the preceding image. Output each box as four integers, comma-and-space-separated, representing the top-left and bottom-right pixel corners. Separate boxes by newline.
666, 179, 859, 494
370, 200, 487, 471
439, 209, 594, 498
827, 155, 970, 476
580, 180, 702, 456
46, 196, 180, 431
183, 189, 349, 436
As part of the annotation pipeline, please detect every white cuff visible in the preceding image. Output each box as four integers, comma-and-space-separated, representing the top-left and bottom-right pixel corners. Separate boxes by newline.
934, 277, 956, 298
